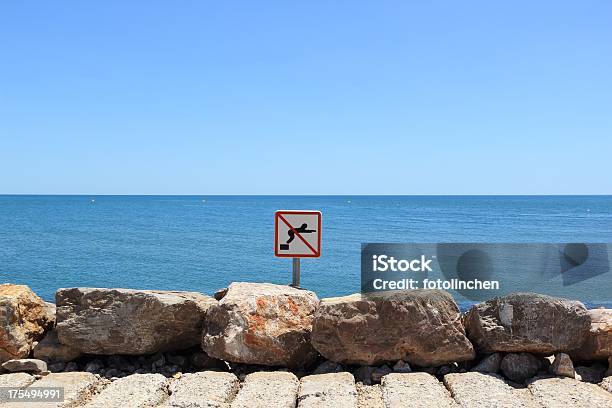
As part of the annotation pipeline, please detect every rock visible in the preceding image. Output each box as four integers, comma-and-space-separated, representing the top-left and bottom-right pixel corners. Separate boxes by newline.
48, 361, 66, 373
202, 282, 319, 368
550, 353, 575, 378
231, 371, 299, 408
528, 376, 612, 407
356, 383, 383, 408
312, 360, 343, 375
84, 373, 168, 407
576, 364, 606, 383
105, 368, 123, 378
382, 373, 457, 408
393, 360, 412, 373
311, 291, 474, 367
85, 359, 105, 373
190, 350, 224, 370
608, 356, 612, 376
600, 376, 612, 393
464, 293, 590, 354
437, 364, 457, 376
371, 364, 392, 384
56, 287, 216, 355
0, 372, 36, 388
572, 308, 612, 361
0, 284, 55, 363
500, 353, 541, 383
471, 353, 502, 373
444, 372, 541, 408
64, 361, 79, 372
32, 329, 82, 362
2, 358, 47, 373
164, 371, 239, 407
297, 372, 358, 407
32, 372, 104, 407
166, 354, 186, 367
353, 366, 376, 385
213, 287, 228, 300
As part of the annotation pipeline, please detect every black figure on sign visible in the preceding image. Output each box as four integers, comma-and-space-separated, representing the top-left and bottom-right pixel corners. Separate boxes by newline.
280, 223, 316, 250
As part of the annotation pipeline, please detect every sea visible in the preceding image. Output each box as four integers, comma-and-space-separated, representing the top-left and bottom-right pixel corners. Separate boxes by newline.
1, 195, 611, 309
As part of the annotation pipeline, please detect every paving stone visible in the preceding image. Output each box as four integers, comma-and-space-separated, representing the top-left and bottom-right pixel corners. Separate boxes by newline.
356, 383, 383, 408
381, 373, 457, 408
84, 373, 168, 408
162, 371, 239, 408
443, 372, 540, 408
601, 376, 612, 394
0, 373, 36, 404
528, 376, 612, 408
298, 372, 358, 408
2, 372, 103, 408
230, 371, 298, 408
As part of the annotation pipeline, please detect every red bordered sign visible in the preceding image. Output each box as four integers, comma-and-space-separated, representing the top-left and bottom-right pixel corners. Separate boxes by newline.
274, 210, 322, 258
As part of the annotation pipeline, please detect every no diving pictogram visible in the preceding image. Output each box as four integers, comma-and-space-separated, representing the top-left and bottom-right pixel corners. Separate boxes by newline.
274, 210, 322, 258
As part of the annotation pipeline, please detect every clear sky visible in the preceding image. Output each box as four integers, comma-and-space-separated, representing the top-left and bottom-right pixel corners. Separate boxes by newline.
1, 1, 611, 194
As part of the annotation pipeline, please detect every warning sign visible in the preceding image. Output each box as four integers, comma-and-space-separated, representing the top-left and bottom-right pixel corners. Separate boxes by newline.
274, 210, 322, 258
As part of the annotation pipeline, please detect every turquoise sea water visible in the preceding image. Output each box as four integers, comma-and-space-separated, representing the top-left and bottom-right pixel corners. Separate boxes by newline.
1, 195, 611, 306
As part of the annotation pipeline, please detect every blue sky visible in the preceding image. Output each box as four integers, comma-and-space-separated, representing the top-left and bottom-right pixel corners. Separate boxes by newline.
1, 1, 611, 194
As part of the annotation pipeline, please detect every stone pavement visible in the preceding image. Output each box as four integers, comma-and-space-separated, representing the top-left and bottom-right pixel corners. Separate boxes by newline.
0, 371, 610, 408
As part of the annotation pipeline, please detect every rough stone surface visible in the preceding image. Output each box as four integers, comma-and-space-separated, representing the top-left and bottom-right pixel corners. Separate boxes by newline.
298, 372, 358, 408
0, 284, 55, 363
162, 371, 239, 408
354, 366, 376, 385
465, 293, 590, 354
203, 282, 319, 368
312, 360, 343, 375
576, 364, 606, 383
600, 376, 612, 393
356, 384, 383, 408
23, 372, 104, 408
0, 373, 36, 402
2, 358, 47, 373
528, 376, 612, 407
550, 353, 575, 378
573, 308, 612, 361
444, 372, 540, 408
33, 330, 82, 362
311, 291, 474, 366
371, 365, 391, 384
381, 373, 457, 408
471, 352, 502, 373
392, 360, 411, 373
84, 373, 168, 407
500, 353, 542, 383
56, 288, 216, 355
231, 371, 299, 408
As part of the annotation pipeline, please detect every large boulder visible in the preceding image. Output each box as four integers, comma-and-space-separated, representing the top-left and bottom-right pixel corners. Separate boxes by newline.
56, 288, 216, 355
464, 293, 590, 354
0, 284, 55, 363
202, 282, 319, 368
33, 330, 82, 362
572, 308, 612, 362
310, 290, 475, 367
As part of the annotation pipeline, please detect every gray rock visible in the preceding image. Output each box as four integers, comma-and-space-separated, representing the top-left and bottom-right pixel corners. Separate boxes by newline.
64, 361, 79, 372
85, 359, 105, 373
166, 354, 186, 367
371, 365, 392, 384
164, 371, 239, 407
500, 353, 541, 383
353, 366, 376, 385
231, 371, 299, 408
312, 360, 343, 375
550, 353, 575, 378
2, 358, 47, 373
33, 329, 82, 362
297, 372, 358, 408
392, 360, 412, 373
356, 383, 383, 408
84, 373, 168, 407
471, 353, 503, 373
382, 373, 457, 408
190, 351, 224, 370
576, 364, 606, 383
465, 293, 590, 354
311, 291, 474, 367
56, 287, 216, 355
48, 361, 66, 373
0, 284, 55, 363
437, 364, 458, 376
33, 372, 104, 407
202, 282, 320, 368
600, 376, 612, 393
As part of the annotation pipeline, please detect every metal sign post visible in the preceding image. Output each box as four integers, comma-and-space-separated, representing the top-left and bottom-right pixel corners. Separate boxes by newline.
292, 258, 300, 287
274, 210, 322, 288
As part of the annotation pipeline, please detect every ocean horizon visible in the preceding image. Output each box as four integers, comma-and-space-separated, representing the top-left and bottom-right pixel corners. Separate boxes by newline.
1, 195, 611, 308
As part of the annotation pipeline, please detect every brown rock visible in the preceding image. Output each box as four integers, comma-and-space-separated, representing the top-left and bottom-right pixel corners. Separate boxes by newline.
572, 309, 612, 362
550, 353, 575, 378
464, 293, 590, 354
33, 329, 82, 362
500, 353, 541, 383
2, 358, 47, 373
56, 288, 216, 355
0, 284, 55, 363
202, 282, 319, 368
311, 291, 474, 367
